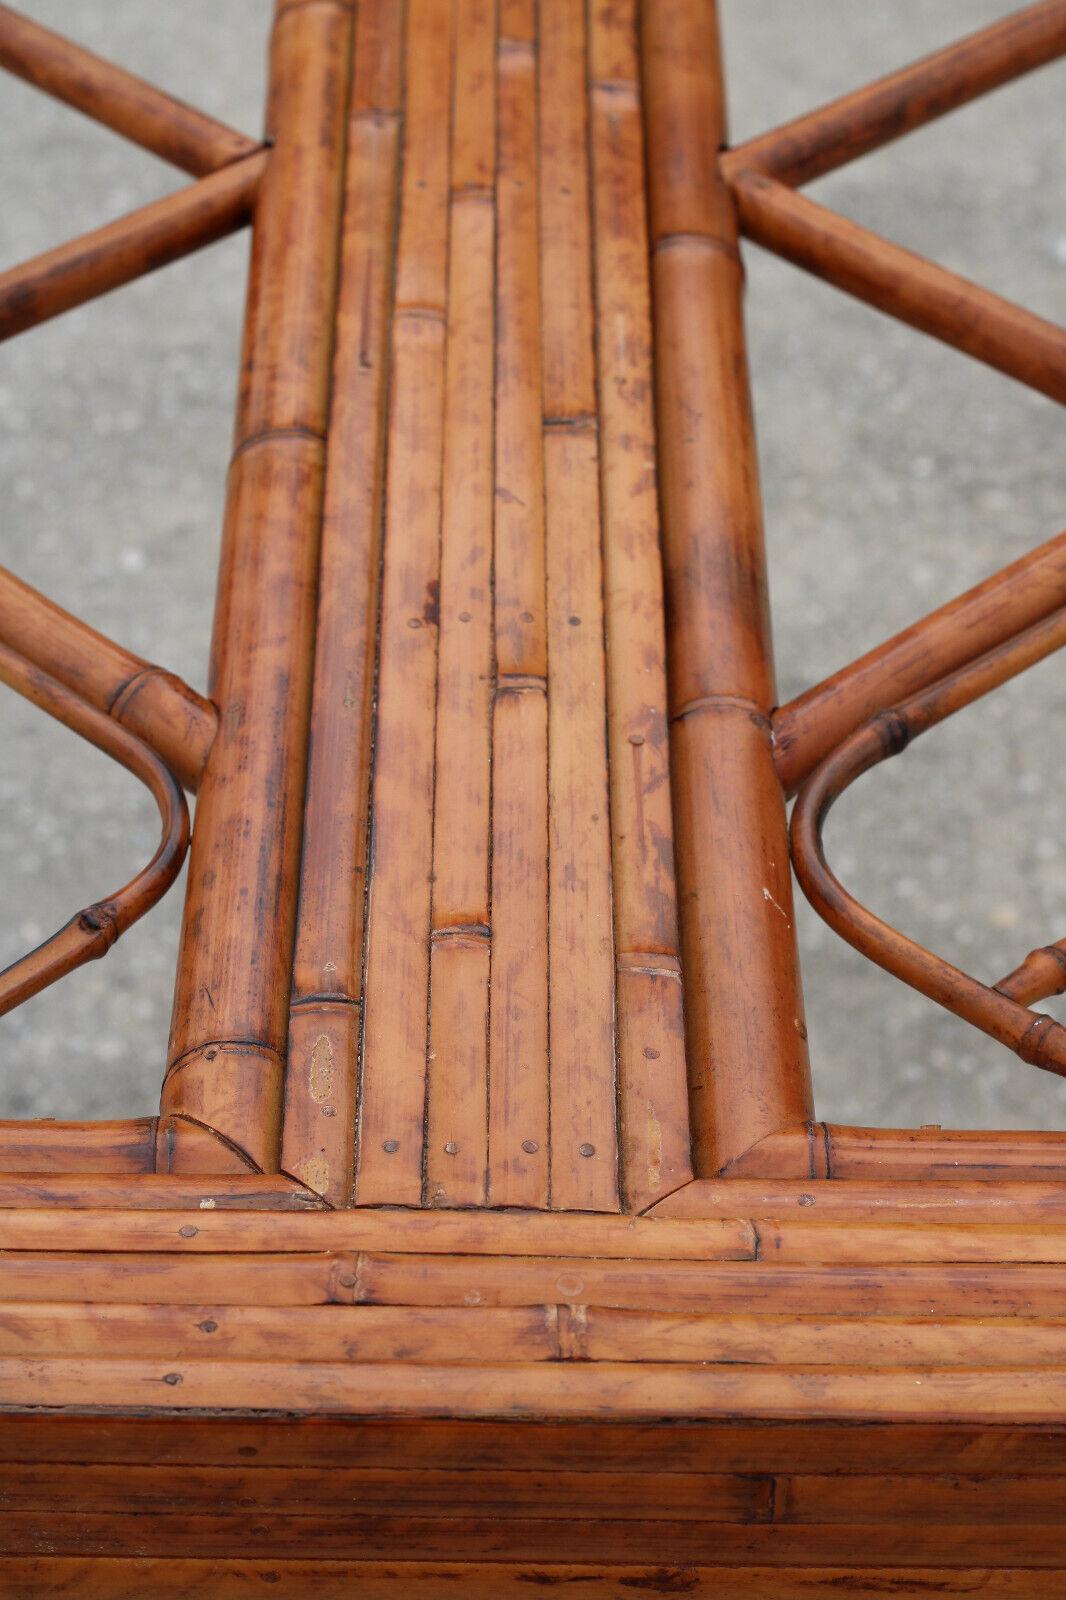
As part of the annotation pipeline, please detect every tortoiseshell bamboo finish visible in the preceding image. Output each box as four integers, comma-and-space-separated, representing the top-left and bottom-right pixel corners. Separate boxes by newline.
2, 0, 1066, 1586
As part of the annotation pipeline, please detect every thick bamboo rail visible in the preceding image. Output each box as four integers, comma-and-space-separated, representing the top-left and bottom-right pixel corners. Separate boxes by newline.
0, 1118, 261, 1177
162, 0, 352, 1171
642, 0, 813, 1175
0, 3, 259, 177
683, 1123, 1066, 1184
731, 170, 1066, 405
0, 151, 265, 341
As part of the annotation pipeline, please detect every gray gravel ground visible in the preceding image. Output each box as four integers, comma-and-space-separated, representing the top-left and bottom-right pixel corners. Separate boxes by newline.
1, 3, 1064, 1131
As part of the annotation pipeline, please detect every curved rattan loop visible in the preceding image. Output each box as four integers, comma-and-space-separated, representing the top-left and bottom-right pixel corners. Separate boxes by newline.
0, 640, 190, 1017
790, 606, 1066, 1080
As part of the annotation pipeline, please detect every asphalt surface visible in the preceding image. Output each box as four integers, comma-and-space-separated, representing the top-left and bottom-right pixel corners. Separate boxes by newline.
1, 2, 1064, 1132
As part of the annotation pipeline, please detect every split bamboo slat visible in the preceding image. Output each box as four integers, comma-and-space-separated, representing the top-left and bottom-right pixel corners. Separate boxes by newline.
424, 0, 497, 1209
356, 0, 453, 1205
489, 0, 550, 1209
589, 1, 692, 1210
283, 0, 404, 1208
2, 0, 1066, 1585
539, 0, 618, 1212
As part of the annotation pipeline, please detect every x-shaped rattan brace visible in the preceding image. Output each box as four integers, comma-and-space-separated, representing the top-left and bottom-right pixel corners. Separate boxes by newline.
715, 1, 1066, 404
0, 4, 266, 343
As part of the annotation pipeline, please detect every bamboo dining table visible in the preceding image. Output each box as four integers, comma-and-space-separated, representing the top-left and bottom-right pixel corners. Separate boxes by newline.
1, 0, 1066, 1592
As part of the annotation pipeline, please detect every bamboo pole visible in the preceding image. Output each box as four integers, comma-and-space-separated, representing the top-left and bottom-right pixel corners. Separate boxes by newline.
0, 642, 189, 1016
588, 1, 692, 1211
0, 564, 216, 791
710, 1121, 1066, 1183
356, 0, 454, 1206
8, 1565, 1066, 1598
163, 0, 352, 1172
0, 1121, 153, 1174
540, 0, 619, 1212
641, 0, 813, 1175
9, 1355, 1066, 1429
0, 3, 259, 176
720, 0, 1066, 189
283, 0, 403, 1208
774, 527, 1066, 795
0, 152, 265, 343
0, 1117, 260, 1177
731, 171, 1066, 406
23, 1197, 1066, 1262
489, 4, 550, 1209
821, 1125, 1066, 1182
650, 1172, 1066, 1218
0, 1174, 316, 1205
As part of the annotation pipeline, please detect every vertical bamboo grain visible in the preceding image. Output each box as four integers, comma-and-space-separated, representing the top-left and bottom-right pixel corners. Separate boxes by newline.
589, 0, 693, 1211
540, 0, 619, 1212
164, 0, 352, 1171
488, 18, 550, 1208
425, 0, 496, 1208
498, 0, 534, 41
283, 0, 403, 1205
641, 0, 813, 1175
234, 3, 354, 449
544, 427, 620, 1212
356, 0, 453, 1205
489, 689, 550, 1206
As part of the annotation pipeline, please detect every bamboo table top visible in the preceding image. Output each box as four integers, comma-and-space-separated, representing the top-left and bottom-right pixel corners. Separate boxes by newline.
2, 0, 1066, 1212
159, 0, 737, 1212
287, 0, 691, 1214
